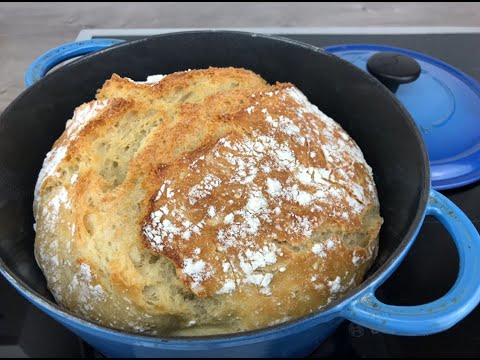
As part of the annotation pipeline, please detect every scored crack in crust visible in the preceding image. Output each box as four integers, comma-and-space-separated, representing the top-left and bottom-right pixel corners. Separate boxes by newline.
33, 67, 383, 336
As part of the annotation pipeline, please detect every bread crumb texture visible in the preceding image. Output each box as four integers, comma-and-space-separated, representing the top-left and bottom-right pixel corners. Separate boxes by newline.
33, 67, 383, 336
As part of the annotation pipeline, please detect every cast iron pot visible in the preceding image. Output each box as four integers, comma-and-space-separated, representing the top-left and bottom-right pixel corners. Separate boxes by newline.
1, 31, 479, 358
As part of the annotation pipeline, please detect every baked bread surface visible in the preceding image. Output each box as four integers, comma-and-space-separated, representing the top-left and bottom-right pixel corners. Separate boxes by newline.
34, 67, 383, 336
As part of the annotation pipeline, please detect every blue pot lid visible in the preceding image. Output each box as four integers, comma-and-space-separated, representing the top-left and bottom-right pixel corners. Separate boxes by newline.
325, 44, 480, 190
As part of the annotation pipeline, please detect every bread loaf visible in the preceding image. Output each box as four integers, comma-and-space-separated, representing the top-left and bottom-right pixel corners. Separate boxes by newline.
33, 67, 383, 336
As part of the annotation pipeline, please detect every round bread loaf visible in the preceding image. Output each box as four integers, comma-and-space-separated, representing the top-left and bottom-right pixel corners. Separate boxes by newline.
33, 67, 383, 336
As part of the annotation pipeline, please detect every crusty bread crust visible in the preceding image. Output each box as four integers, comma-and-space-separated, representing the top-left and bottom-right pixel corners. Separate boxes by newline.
33, 67, 382, 336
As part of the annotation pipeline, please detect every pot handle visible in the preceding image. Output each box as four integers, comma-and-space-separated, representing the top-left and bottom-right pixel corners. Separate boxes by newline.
342, 189, 480, 335
25, 39, 125, 87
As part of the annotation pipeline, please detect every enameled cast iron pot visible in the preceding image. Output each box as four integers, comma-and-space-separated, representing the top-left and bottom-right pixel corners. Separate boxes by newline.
1, 31, 479, 358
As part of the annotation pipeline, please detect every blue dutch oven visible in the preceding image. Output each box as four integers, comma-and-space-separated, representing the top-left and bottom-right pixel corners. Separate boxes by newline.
0, 32, 479, 358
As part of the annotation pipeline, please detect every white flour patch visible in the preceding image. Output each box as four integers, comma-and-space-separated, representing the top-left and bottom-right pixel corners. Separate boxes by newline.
182, 258, 214, 290
328, 276, 342, 294
67, 100, 109, 141
188, 174, 222, 205
266, 178, 282, 197
222, 262, 231, 273
224, 213, 234, 224
207, 206, 216, 218
127, 74, 166, 85
326, 239, 336, 250
70, 173, 78, 185
352, 251, 362, 266
42, 186, 71, 233
312, 243, 326, 258
216, 279, 236, 295
67, 263, 106, 310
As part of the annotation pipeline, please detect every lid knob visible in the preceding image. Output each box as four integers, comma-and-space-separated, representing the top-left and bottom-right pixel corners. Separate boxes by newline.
367, 52, 421, 93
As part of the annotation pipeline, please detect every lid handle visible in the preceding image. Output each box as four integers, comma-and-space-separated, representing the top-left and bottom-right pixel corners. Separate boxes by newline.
367, 52, 421, 93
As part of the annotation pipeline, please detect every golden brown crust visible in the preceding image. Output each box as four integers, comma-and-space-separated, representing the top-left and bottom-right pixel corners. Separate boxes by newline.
33, 67, 382, 336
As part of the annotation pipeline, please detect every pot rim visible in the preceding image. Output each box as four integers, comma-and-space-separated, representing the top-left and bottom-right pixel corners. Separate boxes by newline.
0, 30, 431, 343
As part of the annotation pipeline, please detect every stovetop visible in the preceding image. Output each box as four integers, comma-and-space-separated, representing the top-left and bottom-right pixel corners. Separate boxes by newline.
1, 28, 479, 358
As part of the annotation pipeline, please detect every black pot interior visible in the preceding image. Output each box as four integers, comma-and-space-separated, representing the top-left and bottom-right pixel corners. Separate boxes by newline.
0, 32, 428, 324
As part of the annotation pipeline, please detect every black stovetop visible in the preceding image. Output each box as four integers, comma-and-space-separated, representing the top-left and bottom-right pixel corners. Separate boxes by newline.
1, 31, 479, 358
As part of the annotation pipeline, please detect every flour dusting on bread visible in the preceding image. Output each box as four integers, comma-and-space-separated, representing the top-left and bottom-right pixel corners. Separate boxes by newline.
142, 84, 377, 299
